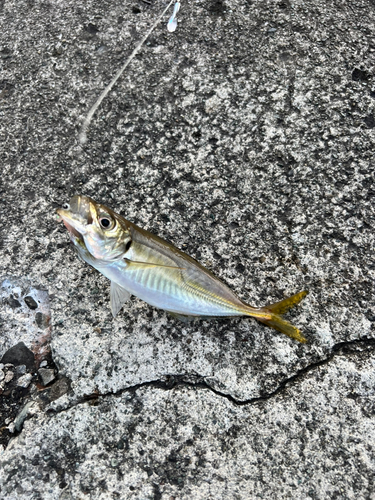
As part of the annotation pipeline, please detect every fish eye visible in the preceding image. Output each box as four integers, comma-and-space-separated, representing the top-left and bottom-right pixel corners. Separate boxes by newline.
99, 216, 114, 230
62, 203, 70, 210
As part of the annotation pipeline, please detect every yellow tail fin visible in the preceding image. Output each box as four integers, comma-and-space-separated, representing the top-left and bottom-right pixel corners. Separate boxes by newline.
257, 291, 308, 343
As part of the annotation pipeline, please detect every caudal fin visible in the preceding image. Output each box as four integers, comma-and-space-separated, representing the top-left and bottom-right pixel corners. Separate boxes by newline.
257, 291, 308, 343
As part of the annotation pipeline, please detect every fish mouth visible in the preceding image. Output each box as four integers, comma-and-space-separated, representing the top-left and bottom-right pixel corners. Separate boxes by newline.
56, 207, 89, 240
57, 212, 83, 240
56, 195, 95, 237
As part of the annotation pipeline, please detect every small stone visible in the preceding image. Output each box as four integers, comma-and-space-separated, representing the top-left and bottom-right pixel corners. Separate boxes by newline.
1, 342, 35, 370
17, 373, 33, 388
38, 368, 55, 386
40, 360, 48, 367
4, 371, 14, 383
35, 312, 50, 329
24, 296, 38, 310
48, 377, 70, 401
14, 401, 34, 432
16, 365, 26, 374
7, 295, 21, 308
0, 370, 4, 381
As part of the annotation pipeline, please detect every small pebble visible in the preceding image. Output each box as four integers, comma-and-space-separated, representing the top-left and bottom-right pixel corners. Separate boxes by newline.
48, 378, 70, 401
24, 296, 38, 310
17, 373, 33, 388
14, 401, 34, 432
16, 365, 27, 374
1, 342, 35, 370
40, 360, 48, 368
38, 368, 55, 386
4, 371, 14, 383
35, 312, 50, 329
8, 296, 21, 308
0, 370, 4, 382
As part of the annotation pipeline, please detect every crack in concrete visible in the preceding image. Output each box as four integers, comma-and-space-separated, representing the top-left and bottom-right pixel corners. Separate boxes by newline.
47, 336, 375, 414
3, 337, 373, 451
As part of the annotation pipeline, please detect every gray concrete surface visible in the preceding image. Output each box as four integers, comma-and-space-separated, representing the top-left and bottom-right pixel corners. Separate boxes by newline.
0, 0, 374, 498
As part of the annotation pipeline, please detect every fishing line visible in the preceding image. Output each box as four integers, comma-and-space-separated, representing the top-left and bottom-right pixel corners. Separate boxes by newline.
79, 0, 179, 145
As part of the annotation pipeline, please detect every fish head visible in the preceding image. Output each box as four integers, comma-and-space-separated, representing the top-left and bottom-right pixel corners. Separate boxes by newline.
57, 195, 132, 261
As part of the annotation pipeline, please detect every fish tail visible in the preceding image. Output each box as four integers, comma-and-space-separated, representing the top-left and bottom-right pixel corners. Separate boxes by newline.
246, 291, 308, 343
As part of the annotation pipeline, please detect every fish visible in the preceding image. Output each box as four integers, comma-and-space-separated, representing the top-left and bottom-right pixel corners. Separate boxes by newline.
56, 195, 308, 343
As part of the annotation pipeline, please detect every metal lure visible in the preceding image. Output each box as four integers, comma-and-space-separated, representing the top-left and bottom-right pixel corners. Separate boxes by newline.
167, 2, 180, 32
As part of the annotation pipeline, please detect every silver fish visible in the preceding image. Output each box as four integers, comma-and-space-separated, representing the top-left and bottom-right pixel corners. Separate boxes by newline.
57, 195, 308, 342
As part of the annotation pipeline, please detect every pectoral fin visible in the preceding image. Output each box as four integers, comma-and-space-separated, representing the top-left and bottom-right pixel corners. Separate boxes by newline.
110, 281, 131, 317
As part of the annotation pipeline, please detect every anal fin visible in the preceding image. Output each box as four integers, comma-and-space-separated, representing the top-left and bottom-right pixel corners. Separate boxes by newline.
168, 312, 197, 323
168, 312, 220, 323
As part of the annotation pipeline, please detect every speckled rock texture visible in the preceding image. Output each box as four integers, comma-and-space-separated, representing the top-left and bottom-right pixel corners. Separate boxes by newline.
0, 0, 374, 498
